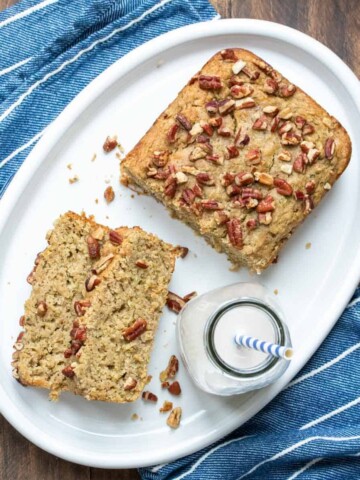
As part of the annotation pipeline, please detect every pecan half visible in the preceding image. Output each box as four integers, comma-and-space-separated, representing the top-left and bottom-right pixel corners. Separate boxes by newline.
74, 299, 91, 317
123, 318, 147, 342
103, 136, 117, 152
167, 292, 186, 313
142, 391, 158, 402
325, 138, 335, 159
168, 381, 182, 396
87, 236, 100, 259
274, 177, 293, 196
124, 377, 137, 391
199, 75, 222, 90
226, 219, 243, 249
37, 301, 47, 317
104, 186, 115, 203
109, 230, 123, 245
167, 407, 182, 429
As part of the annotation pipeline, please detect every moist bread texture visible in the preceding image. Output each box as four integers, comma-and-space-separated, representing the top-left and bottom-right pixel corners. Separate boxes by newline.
121, 48, 351, 272
13, 212, 178, 403
66, 227, 178, 403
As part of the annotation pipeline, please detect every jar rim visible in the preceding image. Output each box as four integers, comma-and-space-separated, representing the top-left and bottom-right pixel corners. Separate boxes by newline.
204, 298, 286, 378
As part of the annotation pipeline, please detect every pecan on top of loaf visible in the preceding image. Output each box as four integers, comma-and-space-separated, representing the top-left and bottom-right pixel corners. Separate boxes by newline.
122, 48, 351, 272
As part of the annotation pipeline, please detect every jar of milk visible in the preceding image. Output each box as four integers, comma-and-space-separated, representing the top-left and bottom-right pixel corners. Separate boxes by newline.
176, 282, 292, 396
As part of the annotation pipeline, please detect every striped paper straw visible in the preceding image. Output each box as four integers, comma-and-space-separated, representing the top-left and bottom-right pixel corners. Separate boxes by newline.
234, 334, 293, 360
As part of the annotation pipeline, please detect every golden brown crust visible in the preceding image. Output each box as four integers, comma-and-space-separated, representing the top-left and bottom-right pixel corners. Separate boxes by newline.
121, 48, 352, 271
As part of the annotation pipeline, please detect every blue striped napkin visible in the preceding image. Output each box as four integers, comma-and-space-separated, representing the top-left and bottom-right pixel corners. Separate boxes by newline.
1, 2, 359, 479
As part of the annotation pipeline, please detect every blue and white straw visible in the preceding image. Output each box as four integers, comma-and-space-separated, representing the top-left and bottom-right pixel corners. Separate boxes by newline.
235, 334, 293, 360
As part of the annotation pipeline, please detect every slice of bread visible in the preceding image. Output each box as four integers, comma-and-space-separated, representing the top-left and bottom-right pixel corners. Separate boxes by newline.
13, 212, 120, 399
64, 227, 179, 403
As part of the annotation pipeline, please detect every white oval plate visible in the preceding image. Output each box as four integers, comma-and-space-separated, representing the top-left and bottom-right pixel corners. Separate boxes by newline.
1, 19, 360, 469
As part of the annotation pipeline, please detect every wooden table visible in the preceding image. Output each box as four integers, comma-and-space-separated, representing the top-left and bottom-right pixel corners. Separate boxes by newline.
0, 1, 358, 479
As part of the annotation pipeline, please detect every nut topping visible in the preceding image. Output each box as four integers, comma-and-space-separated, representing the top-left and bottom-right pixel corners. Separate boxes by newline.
281, 132, 302, 146
85, 274, 101, 292
226, 185, 241, 197
234, 172, 254, 186
174, 172, 188, 184
234, 127, 250, 147
302, 123, 315, 135
221, 173, 235, 187
246, 148, 261, 164
196, 173, 215, 185
221, 48, 237, 61
168, 381, 182, 396
256, 195, 275, 213
325, 138, 335, 159
280, 164, 293, 175
300, 141, 315, 153
279, 83, 296, 97
167, 124, 179, 144
182, 188, 196, 205
307, 148, 320, 164
246, 218, 258, 230
226, 145, 240, 159
304, 195, 314, 214
103, 136, 117, 152
62, 366, 75, 378
152, 150, 169, 167
324, 182, 332, 190
19, 315, 25, 327
293, 153, 307, 173
160, 401, 173, 413
274, 177, 293, 196
226, 218, 243, 249
179, 246, 189, 258
164, 175, 177, 198
199, 75, 222, 90
123, 318, 147, 342
37, 301, 47, 317
242, 65, 260, 80
104, 186, 115, 203
263, 78, 278, 94
218, 98, 236, 115
252, 115, 268, 130
124, 377, 137, 391
74, 299, 91, 316
189, 146, 207, 161
167, 292, 186, 313
205, 100, 219, 114
235, 97, 256, 109
176, 114, 192, 131
189, 123, 203, 137
232, 59, 246, 74
109, 230, 123, 245
305, 180, 316, 194
183, 291, 198, 302
277, 150, 292, 162
258, 212, 273, 225
70, 324, 87, 342
167, 407, 182, 429
254, 171, 274, 186
295, 116, 306, 129
242, 188, 263, 200
92, 253, 114, 274
142, 391, 158, 402
263, 105, 279, 116
200, 122, 214, 136
135, 261, 148, 269
230, 84, 254, 99
215, 210, 230, 225
87, 236, 100, 259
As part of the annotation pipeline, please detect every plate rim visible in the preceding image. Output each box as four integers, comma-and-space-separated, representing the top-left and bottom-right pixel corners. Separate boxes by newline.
1, 18, 360, 468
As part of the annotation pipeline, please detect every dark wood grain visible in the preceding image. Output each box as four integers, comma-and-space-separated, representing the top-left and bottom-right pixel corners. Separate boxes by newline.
0, 0, 358, 479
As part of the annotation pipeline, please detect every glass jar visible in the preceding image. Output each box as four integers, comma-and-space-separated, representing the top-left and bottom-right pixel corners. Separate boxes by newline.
176, 282, 292, 396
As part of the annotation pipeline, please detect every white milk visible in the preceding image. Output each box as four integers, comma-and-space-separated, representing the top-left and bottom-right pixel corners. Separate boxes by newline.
213, 305, 276, 370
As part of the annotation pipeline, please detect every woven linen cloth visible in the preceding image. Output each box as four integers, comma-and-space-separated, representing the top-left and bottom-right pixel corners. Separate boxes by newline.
1, 2, 360, 479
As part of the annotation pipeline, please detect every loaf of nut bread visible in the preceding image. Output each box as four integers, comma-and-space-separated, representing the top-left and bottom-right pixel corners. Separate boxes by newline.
12, 212, 124, 400
63, 227, 179, 403
121, 48, 351, 272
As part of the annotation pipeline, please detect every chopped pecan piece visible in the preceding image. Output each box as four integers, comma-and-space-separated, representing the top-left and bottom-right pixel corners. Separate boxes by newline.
300, 141, 315, 153
226, 218, 243, 249
87, 236, 100, 259
280, 164, 293, 175
142, 391, 158, 402
234, 172, 254, 186
325, 138, 335, 159
246, 148, 261, 164
92, 253, 114, 274
278, 121, 294, 135
192, 183, 203, 198
279, 83, 296, 97
199, 75, 222, 90
242, 65, 260, 80
161, 381, 170, 389
252, 115, 268, 130
221, 173, 235, 187
270, 116, 280, 133
232, 59, 247, 74
135, 261, 148, 269
37, 301, 47, 317
179, 246, 189, 258
235, 98, 256, 109
196, 173, 215, 185
164, 175, 177, 198
258, 212, 273, 225
104, 186, 115, 203
205, 100, 219, 114
70, 324, 87, 342
234, 128, 250, 147
263, 105, 279, 116
263, 78, 278, 94
183, 291, 197, 302
124, 377, 137, 391
62, 366, 75, 378
123, 318, 147, 342
200, 122, 214, 136
176, 114, 192, 131
307, 148, 320, 164
103, 136, 117, 152
274, 177, 293, 196
226, 184, 241, 197
295, 190, 305, 201
167, 292, 186, 313
281, 132, 302, 146
200, 199, 223, 210
295, 116, 306, 129
174, 172, 188, 184
168, 381, 182, 396
74, 299, 91, 317
277, 150, 292, 162
242, 187, 263, 200
19, 315, 25, 327
246, 218, 258, 230
152, 150, 169, 167
230, 84, 254, 99
167, 124, 179, 144
206, 154, 224, 165
218, 98, 236, 115
167, 407, 182, 429
182, 188, 196, 205
293, 153, 307, 173
256, 195, 275, 213
215, 210, 230, 225
160, 355, 179, 381
226, 145, 239, 159
160, 401, 173, 413
304, 195, 314, 213
305, 180, 316, 194
302, 123, 315, 135
221, 48, 237, 61
189, 146, 207, 161
109, 230, 122, 245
